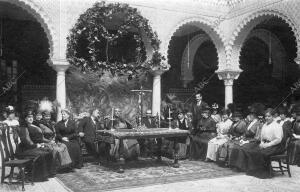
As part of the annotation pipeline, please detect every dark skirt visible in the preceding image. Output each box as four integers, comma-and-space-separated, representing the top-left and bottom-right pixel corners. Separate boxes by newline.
289, 139, 300, 166
190, 132, 216, 160
229, 142, 283, 178
161, 137, 189, 159
16, 148, 54, 181
217, 139, 240, 163
62, 139, 83, 168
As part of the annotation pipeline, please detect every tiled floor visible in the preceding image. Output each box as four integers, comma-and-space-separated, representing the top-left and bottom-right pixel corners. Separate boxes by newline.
1, 165, 300, 192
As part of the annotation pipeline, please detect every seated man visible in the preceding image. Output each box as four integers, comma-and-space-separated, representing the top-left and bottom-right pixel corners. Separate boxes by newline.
141, 110, 156, 128
106, 108, 140, 162
78, 108, 102, 162
139, 109, 157, 157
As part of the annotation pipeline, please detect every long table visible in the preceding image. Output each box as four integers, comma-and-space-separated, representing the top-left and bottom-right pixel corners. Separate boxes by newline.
96, 128, 190, 173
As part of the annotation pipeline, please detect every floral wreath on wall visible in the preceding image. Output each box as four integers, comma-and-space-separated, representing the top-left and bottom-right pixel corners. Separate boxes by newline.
67, 1, 169, 79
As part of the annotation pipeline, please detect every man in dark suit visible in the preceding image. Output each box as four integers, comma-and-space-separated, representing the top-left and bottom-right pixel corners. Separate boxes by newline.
78, 108, 102, 160
192, 92, 209, 128
141, 110, 156, 128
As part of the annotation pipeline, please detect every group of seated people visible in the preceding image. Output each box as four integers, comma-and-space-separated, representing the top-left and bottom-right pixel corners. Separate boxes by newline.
185, 93, 300, 178
1, 107, 83, 181
1, 92, 300, 182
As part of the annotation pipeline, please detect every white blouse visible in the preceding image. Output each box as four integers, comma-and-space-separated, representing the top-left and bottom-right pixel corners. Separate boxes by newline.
261, 120, 283, 145
217, 119, 233, 135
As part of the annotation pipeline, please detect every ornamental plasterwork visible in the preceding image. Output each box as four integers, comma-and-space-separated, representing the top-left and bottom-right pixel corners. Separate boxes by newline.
225, 9, 300, 70
191, 0, 245, 7
161, 16, 227, 69
1, 0, 58, 60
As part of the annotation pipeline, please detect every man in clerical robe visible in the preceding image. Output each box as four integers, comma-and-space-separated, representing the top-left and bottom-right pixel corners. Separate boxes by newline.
139, 109, 157, 157
106, 108, 140, 160
192, 92, 209, 129
190, 107, 216, 160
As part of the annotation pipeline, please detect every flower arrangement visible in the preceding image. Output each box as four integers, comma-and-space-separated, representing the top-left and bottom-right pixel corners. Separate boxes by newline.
67, 1, 167, 79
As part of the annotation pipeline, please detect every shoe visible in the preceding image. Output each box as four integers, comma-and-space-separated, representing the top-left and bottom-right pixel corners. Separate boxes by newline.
117, 167, 124, 173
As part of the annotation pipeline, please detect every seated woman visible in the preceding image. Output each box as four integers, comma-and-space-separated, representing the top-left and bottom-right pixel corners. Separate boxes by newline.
206, 109, 232, 162
3, 106, 20, 153
211, 103, 221, 124
289, 105, 300, 166
190, 107, 216, 160
106, 108, 140, 161
228, 109, 262, 168
55, 109, 83, 169
217, 111, 247, 164
35, 110, 72, 169
15, 110, 55, 181
229, 108, 285, 178
34, 110, 54, 140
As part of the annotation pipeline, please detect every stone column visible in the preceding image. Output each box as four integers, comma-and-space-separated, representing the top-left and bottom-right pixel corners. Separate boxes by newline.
53, 60, 69, 120
151, 69, 165, 117
217, 70, 241, 108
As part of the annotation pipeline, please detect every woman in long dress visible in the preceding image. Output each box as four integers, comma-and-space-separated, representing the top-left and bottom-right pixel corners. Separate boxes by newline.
3, 106, 20, 154
55, 109, 83, 169
289, 105, 300, 166
229, 108, 285, 178
228, 110, 262, 168
190, 107, 216, 160
217, 111, 247, 164
16, 110, 55, 181
40, 111, 72, 168
206, 109, 232, 161
27, 110, 72, 170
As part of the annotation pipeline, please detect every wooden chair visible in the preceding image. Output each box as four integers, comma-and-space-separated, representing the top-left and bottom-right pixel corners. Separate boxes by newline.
269, 137, 292, 177
0, 123, 33, 191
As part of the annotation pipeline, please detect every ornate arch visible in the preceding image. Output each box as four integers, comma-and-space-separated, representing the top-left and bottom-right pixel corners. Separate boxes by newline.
245, 29, 287, 81
228, 9, 300, 70
0, 0, 57, 59
162, 17, 227, 70
181, 33, 212, 87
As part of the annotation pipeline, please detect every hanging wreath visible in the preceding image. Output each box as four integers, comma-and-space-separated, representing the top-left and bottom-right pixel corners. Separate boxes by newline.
67, 1, 168, 79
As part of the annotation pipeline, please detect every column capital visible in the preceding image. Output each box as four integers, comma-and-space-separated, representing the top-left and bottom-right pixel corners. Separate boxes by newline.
51, 59, 70, 72
151, 68, 167, 76
216, 69, 241, 82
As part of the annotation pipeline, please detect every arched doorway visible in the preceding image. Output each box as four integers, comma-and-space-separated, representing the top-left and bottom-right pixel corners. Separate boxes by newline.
235, 17, 299, 108
0, 1, 56, 112
162, 23, 224, 106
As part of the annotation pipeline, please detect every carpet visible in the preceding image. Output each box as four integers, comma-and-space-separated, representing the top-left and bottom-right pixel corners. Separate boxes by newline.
56, 157, 238, 192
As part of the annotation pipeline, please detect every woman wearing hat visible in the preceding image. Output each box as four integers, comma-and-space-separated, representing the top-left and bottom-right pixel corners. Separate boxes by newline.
229, 108, 285, 178
289, 105, 300, 166
16, 110, 55, 181
3, 106, 20, 153
26, 110, 73, 170
211, 103, 221, 123
190, 106, 217, 160
55, 109, 83, 169
206, 109, 232, 162
217, 110, 247, 164
228, 108, 262, 169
